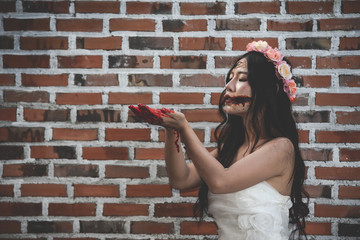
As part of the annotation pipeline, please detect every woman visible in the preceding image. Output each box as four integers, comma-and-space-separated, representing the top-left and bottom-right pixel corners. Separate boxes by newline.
130, 40, 309, 240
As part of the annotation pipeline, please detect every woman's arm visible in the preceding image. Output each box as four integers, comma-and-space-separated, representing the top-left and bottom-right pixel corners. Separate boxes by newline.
164, 128, 202, 190
179, 121, 294, 194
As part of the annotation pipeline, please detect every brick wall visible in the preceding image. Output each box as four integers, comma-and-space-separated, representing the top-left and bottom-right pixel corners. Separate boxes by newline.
0, 0, 359, 239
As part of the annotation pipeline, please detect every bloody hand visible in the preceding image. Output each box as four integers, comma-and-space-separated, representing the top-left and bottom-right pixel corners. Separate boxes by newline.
129, 104, 174, 125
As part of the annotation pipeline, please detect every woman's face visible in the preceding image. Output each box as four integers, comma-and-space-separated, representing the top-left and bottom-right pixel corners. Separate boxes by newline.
224, 58, 252, 116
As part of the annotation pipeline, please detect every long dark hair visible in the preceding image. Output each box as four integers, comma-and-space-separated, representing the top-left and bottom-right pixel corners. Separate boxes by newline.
193, 51, 309, 239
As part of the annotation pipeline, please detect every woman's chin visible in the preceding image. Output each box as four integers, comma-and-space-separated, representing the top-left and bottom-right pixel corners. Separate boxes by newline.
224, 104, 249, 116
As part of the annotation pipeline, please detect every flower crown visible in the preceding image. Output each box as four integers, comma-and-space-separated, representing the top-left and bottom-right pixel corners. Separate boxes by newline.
246, 40, 296, 101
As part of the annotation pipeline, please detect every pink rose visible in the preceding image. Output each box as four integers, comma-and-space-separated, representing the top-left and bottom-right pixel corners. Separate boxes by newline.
266, 48, 283, 62
276, 61, 292, 80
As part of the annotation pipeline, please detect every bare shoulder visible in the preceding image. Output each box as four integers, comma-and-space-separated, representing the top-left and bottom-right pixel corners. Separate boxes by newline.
264, 137, 295, 162
270, 137, 294, 151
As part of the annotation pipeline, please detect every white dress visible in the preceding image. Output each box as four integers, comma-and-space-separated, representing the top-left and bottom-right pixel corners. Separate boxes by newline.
208, 181, 293, 240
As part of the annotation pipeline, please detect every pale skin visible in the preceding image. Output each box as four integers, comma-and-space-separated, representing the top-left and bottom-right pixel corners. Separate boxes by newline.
162, 58, 295, 195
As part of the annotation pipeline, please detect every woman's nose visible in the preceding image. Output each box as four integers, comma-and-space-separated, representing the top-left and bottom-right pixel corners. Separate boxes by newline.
225, 79, 235, 92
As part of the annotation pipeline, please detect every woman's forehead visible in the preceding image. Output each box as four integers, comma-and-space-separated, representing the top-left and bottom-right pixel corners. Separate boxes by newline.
235, 58, 247, 70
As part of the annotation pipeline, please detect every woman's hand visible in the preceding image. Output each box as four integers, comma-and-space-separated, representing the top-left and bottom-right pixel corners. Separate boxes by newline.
129, 104, 188, 131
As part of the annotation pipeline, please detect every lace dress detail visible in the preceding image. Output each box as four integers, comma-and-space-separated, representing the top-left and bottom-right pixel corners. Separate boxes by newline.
208, 181, 293, 240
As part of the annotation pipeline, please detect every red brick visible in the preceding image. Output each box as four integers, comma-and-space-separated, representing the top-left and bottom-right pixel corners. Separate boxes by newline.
129, 36, 172, 50
75, 74, 118, 86
233, 37, 278, 50
161, 56, 207, 69
301, 148, 332, 161
305, 222, 332, 235
315, 167, 360, 180
181, 2, 226, 15
0, 73, 15, 86
339, 186, 360, 199
77, 36, 122, 50
53, 128, 98, 141
4, 18, 50, 31
135, 148, 165, 160
316, 93, 360, 106
74, 184, 119, 197
180, 187, 199, 197
0, 220, 21, 234
0, 1, 16, 12
163, 19, 207, 32
340, 37, 360, 50
298, 130, 310, 143
211, 92, 222, 105
0, 146, 24, 160
342, 0, 360, 13
179, 37, 225, 50
340, 148, 360, 162
82, 147, 128, 160
23, 1, 69, 13
216, 19, 260, 31
110, 19, 156, 32
57, 19, 103, 32
105, 128, 150, 141
54, 238, 99, 240
316, 131, 360, 143
286, 1, 333, 14
20, 37, 68, 50
303, 185, 331, 198
300, 75, 331, 88
24, 108, 70, 122
339, 75, 360, 87
58, 55, 102, 68
21, 184, 67, 197
0, 185, 14, 197
109, 55, 153, 68
180, 221, 218, 235
182, 109, 221, 122
3, 55, 50, 68
236, 2, 280, 14
0, 127, 45, 142
287, 56, 312, 69
56, 93, 102, 105
131, 221, 174, 234
49, 203, 96, 216
317, 56, 360, 69
104, 203, 149, 216
77, 109, 121, 122
3, 164, 47, 177
336, 111, 360, 124
54, 164, 98, 178
180, 74, 224, 87
160, 92, 203, 104
0, 107, 16, 121
108, 92, 152, 104
22, 74, 68, 87
28, 221, 72, 233
0, 202, 42, 216
105, 165, 149, 178
75, 1, 120, 13
128, 74, 172, 87
31, 146, 75, 159
127, 2, 172, 14
0, 36, 14, 49
4, 90, 49, 103
315, 204, 360, 218
318, 18, 360, 31
267, 20, 313, 31
214, 56, 239, 69
126, 184, 172, 197
155, 203, 194, 217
